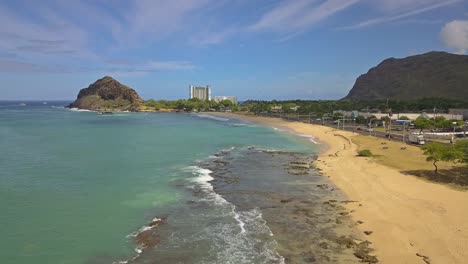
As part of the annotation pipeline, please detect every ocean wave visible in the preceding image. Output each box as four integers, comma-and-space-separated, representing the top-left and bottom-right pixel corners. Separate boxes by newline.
295, 133, 320, 144
230, 123, 256, 128
192, 113, 229, 122
272, 127, 286, 132
183, 162, 284, 264
184, 166, 229, 207
68, 107, 94, 112
207, 207, 284, 264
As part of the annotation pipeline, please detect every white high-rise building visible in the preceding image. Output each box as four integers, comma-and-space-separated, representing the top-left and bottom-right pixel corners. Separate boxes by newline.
189, 85, 211, 101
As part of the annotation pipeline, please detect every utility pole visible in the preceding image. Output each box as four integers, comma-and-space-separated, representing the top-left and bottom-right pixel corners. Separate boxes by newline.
402, 122, 405, 143
452, 122, 456, 144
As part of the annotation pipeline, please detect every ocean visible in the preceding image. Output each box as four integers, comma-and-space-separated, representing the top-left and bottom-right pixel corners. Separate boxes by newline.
0, 102, 360, 264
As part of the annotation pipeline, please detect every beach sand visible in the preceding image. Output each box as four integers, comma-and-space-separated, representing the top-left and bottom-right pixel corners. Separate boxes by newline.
210, 112, 468, 264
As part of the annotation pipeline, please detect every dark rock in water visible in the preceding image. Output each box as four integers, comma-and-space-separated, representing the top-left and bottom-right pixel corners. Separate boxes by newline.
67, 76, 144, 111
353, 241, 379, 263
149, 217, 166, 227
354, 249, 378, 263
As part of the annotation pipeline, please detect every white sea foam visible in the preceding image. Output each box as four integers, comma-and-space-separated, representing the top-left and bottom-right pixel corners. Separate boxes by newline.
68, 107, 93, 112
273, 127, 286, 132
219, 146, 235, 153
183, 163, 284, 263
233, 208, 246, 234
295, 133, 320, 144
134, 246, 143, 254
207, 207, 284, 264
230, 123, 255, 127
192, 113, 229, 122
185, 166, 215, 190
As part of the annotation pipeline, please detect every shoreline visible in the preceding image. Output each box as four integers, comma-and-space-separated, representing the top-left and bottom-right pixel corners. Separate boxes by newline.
208, 112, 468, 264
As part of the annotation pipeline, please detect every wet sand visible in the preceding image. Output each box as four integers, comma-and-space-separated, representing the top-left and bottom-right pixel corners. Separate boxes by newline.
209, 112, 468, 264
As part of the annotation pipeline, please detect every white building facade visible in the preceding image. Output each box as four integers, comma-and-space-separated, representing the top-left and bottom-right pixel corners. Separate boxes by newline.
189, 85, 211, 101
212, 96, 238, 104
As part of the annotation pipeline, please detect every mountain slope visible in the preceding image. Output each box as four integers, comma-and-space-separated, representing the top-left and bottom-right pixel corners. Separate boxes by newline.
344, 51, 468, 100
68, 76, 144, 111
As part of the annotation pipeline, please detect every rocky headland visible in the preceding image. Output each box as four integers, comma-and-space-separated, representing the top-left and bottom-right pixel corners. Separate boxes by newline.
68, 76, 144, 111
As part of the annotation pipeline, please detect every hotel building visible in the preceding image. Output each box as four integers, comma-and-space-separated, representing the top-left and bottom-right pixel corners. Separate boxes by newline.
189, 85, 211, 101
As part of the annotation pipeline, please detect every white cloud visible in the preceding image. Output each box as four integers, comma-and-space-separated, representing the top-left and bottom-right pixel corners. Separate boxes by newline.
249, 0, 359, 33
343, 0, 461, 29
369, 0, 444, 12
441, 20, 468, 54
125, 0, 213, 39
0, 5, 89, 57
146, 61, 195, 71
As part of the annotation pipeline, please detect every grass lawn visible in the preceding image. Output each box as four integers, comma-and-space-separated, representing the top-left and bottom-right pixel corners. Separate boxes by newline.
352, 134, 468, 187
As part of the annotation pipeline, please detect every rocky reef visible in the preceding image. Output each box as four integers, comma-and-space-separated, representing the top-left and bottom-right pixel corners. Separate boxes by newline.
68, 76, 144, 111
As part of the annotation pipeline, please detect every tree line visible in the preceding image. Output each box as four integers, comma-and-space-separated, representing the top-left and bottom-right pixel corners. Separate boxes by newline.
143, 98, 239, 112
242, 98, 468, 115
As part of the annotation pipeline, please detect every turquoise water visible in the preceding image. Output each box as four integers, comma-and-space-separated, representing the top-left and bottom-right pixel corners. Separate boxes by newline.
0, 102, 318, 264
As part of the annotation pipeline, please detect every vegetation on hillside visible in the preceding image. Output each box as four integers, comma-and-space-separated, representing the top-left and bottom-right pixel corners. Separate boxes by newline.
345, 51, 468, 100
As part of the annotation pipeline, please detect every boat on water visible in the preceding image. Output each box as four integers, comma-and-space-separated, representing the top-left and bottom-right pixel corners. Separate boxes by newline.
97, 111, 113, 115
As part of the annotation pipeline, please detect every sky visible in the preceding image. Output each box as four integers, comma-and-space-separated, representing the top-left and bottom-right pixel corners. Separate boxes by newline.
0, 0, 467, 101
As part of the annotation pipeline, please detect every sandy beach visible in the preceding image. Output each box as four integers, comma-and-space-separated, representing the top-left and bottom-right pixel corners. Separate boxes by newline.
210, 112, 468, 264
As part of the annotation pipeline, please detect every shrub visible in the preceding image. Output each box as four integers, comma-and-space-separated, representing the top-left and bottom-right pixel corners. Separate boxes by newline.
358, 149, 373, 157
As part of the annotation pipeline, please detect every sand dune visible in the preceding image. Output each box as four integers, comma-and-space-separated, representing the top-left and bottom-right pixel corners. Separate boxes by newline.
211, 113, 468, 264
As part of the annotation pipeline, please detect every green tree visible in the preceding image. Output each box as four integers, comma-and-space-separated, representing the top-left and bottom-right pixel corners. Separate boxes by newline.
219, 99, 233, 109
175, 99, 187, 110
414, 117, 432, 132
355, 115, 366, 124
422, 143, 463, 173
455, 141, 468, 164
399, 116, 410, 120
332, 112, 343, 121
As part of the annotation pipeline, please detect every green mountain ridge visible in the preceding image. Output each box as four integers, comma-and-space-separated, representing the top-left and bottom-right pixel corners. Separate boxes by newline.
344, 51, 468, 101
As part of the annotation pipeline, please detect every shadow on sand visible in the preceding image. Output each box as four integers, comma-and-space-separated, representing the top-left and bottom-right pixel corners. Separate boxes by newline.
402, 166, 468, 187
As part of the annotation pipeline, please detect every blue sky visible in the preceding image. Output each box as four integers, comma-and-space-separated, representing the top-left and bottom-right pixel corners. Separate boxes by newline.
0, 0, 467, 101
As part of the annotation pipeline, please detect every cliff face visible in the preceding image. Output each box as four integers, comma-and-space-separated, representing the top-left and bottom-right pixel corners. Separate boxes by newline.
344, 51, 468, 101
68, 76, 144, 111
